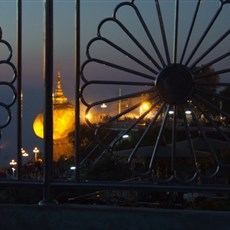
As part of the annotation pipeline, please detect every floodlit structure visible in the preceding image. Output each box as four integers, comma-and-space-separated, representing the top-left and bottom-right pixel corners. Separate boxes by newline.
33, 67, 75, 160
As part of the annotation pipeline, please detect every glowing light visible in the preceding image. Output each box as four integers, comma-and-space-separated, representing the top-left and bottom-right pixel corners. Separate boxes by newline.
101, 103, 107, 108
122, 134, 129, 139
142, 102, 150, 110
185, 110, 192, 115
33, 147, 39, 161
33, 104, 75, 140
140, 101, 151, 114
33, 67, 76, 161
85, 113, 91, 120
9, 159, 17, 166
21, 148, 29, 157
169, 111, 174, 115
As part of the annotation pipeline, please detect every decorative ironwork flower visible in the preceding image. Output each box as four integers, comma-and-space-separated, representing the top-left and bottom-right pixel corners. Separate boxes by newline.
81, 0, 230, 182
0, 27, 17, 130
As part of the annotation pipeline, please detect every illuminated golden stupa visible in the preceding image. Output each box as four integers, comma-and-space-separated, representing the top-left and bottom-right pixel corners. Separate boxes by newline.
33, 66, 75, 160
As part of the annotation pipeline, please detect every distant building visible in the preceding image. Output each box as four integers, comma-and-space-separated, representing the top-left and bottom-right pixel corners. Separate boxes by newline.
33, 66, 75, 161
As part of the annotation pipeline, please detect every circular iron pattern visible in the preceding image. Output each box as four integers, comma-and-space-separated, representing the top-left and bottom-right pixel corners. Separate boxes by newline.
0, 27, 17, 129
81, 0, 230, 183
156, 64, 194, 105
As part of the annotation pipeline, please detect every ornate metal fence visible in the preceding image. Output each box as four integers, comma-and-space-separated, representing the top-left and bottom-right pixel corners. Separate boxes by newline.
81, 0, 230, 184
0, 0, 230, 206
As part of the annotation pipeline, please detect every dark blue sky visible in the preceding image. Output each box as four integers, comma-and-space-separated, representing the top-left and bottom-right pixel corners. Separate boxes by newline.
0, 0, 229, 167
0, 0, 127, 166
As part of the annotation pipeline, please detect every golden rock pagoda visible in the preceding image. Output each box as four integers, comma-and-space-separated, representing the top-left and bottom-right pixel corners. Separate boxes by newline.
33, 66, 75, 161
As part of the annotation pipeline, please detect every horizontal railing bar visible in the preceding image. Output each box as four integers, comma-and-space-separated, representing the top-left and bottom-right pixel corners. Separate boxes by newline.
0, 180, 43, 187
50, 181, 230, 194
0, 180, 229, 195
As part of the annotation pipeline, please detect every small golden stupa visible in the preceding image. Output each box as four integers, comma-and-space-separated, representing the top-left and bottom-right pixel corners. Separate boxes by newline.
33, 66, 75, 161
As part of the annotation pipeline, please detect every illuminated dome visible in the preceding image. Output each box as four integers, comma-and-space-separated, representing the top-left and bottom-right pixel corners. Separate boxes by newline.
33, 66, 75, 140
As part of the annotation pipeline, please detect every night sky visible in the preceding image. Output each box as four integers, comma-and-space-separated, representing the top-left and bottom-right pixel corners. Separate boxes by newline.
0, 0, 229, 167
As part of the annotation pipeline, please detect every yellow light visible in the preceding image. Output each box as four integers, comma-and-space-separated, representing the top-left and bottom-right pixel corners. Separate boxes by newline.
140, 101, 151, 114
33, 147, 39, 161
142, 102, 150, 110
9, 159, 17, 166
33, 66, 75, 140
101, 103, 107, 108
33, 66, 76, 161
85, 113, 91, 120
33, 103, 75, 140
21, 148, 29, 157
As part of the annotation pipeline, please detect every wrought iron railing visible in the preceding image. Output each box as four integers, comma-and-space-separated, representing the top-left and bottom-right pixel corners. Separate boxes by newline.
0, 0, 230, 206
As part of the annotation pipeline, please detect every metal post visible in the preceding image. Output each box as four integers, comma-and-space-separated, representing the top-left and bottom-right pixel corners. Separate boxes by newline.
75, 0, 80, 180
173, 0, 179, 64
16, 0, 22, 180
39, 0, 57, 205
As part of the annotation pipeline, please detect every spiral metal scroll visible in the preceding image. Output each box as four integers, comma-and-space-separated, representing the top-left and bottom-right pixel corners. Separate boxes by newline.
0, 27, 17, 130
81, 0, 230, 183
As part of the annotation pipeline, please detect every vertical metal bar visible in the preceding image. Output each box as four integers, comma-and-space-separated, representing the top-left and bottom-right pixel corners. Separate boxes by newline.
75, 0, 80, 180
180, 0, 201, 64
173, 0, 179, 64
132, 4, 166, 68
193, 51, 230, 74
118, 88, 121, 114
155, 0, 171, 65
190, 104, 219, 176
39, 0, 55, 205
181, 105, 198, 171
128, 101, 164, 163
189, 29, 230, 69
149, 104, 169, 169
171, 105, 177, 176
185, 4, 223, 66
16, 0, 22, 180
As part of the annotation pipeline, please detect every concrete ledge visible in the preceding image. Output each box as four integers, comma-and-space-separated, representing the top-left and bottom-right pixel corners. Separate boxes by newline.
0, 204, 229, 229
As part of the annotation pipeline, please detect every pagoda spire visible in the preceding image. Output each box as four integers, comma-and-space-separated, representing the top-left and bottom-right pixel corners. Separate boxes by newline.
53, 64, 67, 104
